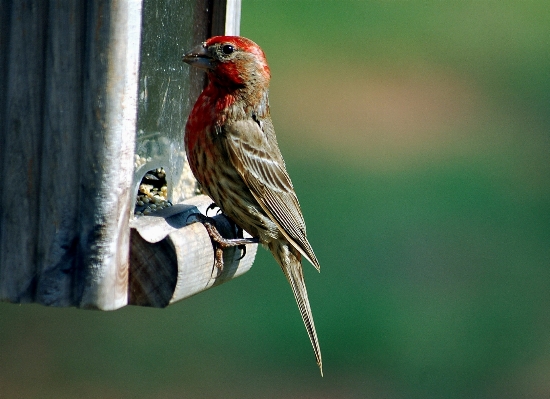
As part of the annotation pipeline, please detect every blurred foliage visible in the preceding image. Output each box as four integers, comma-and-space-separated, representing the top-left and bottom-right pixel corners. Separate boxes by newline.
1, 1, 549, 398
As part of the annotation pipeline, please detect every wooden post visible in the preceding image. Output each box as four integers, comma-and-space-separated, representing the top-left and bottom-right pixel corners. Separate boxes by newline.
0, 0, 255, 310
0, 1, 139, 310
129, 195, 256, 307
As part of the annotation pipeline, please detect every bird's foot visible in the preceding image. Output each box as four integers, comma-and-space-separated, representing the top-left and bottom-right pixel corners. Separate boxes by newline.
188, 213, 259, 270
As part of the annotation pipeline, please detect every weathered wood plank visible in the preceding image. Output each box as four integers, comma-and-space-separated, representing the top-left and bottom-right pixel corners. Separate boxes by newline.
129, 195, 257, 307
224, 0, 241, 36
36, 1, 85, 307
0, 0, 10, 289
0, 1, 10, 159
77, 1, 142, 310
211, 0, 240, 37
0, 1, 48, 302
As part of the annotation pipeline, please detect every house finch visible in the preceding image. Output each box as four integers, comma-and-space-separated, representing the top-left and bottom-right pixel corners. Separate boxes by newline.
183, 36, 323, 375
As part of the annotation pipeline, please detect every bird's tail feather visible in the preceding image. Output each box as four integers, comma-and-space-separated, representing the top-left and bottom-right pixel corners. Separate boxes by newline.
269, 239, 323, 376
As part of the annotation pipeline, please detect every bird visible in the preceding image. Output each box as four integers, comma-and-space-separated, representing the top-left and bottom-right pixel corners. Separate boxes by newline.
183, 36, 322, 375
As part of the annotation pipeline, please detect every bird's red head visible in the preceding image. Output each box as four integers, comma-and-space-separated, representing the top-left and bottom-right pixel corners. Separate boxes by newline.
183, 36, 271, 88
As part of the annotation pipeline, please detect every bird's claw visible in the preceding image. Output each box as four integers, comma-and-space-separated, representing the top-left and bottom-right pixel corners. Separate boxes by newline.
188, 212, 258, 271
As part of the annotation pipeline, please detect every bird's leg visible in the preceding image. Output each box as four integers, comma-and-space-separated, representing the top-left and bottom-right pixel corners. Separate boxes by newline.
189, 213, 258, 270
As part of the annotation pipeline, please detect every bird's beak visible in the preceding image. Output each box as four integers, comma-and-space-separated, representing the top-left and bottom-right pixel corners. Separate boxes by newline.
182, 43, 213, 70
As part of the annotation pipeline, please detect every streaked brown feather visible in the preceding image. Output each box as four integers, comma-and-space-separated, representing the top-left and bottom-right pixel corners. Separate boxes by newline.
223, 119, 321, 271
269, 239, 323, 375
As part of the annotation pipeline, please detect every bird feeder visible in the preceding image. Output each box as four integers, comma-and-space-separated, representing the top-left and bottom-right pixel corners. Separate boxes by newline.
0, 0, 256, 310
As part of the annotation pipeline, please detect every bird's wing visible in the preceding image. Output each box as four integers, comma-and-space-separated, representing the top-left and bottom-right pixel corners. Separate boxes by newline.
222, 118, 320, 271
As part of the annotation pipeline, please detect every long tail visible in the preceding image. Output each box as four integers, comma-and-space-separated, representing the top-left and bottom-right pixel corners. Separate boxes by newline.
269, 238, 323, 376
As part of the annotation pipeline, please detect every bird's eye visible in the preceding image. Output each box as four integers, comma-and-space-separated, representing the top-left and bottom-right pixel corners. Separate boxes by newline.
221, 44, 234, 55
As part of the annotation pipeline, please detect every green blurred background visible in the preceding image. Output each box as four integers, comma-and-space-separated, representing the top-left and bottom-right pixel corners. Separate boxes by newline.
1, 1, 549, 398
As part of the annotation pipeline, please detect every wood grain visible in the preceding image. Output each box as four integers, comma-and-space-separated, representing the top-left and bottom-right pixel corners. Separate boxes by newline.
129, 195, 257, 307
0, 1, 47, 303
0, 1, 142, 310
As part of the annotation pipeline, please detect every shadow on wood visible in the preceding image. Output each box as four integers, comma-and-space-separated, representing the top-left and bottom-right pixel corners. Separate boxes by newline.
129, 195, 257, 307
